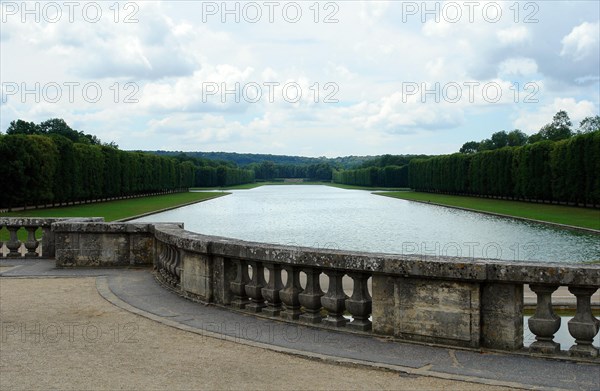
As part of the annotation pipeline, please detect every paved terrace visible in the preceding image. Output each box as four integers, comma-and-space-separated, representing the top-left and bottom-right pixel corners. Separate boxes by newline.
1, 258, 598, 391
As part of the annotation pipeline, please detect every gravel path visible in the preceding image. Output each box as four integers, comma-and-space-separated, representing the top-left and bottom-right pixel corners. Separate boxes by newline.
0, 277, 514, 391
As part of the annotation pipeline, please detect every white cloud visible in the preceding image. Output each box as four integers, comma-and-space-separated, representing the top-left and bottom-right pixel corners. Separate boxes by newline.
497, 26, 530, 45
498, 58, 538, 77
514, 98, 597, 133
560, 22, 600, 61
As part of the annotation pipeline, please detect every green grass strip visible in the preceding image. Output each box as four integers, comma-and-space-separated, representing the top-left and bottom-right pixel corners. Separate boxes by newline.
377, 191, 600, 231
0, 192, 226, 222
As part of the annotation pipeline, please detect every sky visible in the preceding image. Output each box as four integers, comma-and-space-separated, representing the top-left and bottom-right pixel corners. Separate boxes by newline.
1, 1, 599, 157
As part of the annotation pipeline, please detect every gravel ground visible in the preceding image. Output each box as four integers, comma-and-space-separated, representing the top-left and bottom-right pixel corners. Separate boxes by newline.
0, 277, 515, 391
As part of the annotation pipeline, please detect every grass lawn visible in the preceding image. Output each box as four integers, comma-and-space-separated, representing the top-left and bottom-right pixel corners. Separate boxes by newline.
0, 192, 226, 222
377, 191, 600, 231
0, 192, 228, 241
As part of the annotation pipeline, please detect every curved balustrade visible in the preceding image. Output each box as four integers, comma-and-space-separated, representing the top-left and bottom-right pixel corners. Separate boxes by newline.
151, 223, 600, 359
2, 217, 597, 360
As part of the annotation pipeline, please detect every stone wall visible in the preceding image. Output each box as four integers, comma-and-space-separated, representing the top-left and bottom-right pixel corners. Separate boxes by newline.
52, 221, 157, 267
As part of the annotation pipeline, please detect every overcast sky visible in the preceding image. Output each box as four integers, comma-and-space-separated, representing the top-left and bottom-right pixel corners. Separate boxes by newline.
1, 1, 598, 157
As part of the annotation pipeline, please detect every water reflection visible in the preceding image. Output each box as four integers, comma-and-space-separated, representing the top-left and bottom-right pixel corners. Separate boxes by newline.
133, 185, 600, 263
524, 316, 600, 349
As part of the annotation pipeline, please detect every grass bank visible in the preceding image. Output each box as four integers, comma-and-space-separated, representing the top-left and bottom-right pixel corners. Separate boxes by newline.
0, 192, 226, 223
377, 191, 600, 231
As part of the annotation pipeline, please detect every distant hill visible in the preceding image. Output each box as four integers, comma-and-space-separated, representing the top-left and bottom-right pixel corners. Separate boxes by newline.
145, 151, 379, 169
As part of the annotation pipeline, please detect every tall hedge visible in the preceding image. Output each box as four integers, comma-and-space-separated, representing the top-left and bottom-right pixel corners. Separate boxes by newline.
408, 131, 600, 205
333, 165, 409, 187
0, 134, 200, 208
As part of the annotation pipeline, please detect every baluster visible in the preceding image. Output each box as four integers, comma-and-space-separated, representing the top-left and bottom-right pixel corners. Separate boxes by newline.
24, 226, 39, 257
299, 268, 324, 324
156, 243, 164, 273
567, 286, 600, 358
171, 246, 181, 287
528, 284, 561, 354
245, 261, 266, 312
6, 226, 21, 258
321, 270, 348, 327
230, 259, 250, 309
262, 263, 283, 316
168, 246, 178, 282
173, 249, 182, 284
280, 266, 303, 320
164, 246, 174, 284
346, 272, 372, 331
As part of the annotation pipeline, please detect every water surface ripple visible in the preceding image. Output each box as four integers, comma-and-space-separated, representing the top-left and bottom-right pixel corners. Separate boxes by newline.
133, 185, 600, 263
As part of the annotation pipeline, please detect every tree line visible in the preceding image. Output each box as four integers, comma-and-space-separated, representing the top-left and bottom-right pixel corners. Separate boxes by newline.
332, 165, 409, 187
409, 130, 600, 206
330, 154, 429, 187
459, 112, 599, 153
248, 161, 333, 181
0, 119, 255, 208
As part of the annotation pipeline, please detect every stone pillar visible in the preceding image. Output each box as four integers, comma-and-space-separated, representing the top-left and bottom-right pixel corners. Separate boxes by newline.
528, 284, 561, 354
230, 259, 250, 309
212, 256, 235, 305
371, 275, 395, 336
41, 226, 55, 258
567, 286, 600, 358
262, 263, 283, 316
299, 268, 324, 324
346, 272, 372, 331
280, 266, 303, 320
24, 226, 39, 257
321, 269, 348, 327
245, 261, 266, 312
6, 226, 21, 258
481, 283, 524, 350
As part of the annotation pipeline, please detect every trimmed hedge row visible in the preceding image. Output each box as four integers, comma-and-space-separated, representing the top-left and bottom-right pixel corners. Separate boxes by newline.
332, 165, 408, 187
0, 134, 252, 208
408, 131, 600, 206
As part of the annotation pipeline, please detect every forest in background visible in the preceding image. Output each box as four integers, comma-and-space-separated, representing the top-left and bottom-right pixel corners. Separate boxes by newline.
1, 111, 599, 208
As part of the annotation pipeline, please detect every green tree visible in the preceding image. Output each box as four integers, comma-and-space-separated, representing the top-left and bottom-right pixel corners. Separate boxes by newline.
507, 129, 528, 146
6, 119, 40, 135
578, 115, 600, 133
490, 131, 509, 149
460, 141, 479, 154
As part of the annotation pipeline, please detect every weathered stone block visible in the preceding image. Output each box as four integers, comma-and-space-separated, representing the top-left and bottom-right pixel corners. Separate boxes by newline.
211, 256, 235, 305
481, 283, 524, 350
372, 275, 395, 335
53, 222, 154, 267
181, 251, 212, 301
377, 277, 481, 348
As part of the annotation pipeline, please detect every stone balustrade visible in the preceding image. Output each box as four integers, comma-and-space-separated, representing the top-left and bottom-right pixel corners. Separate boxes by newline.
2, 217, 598, 360
151, 223, 599, 359
0, 217, 102, 258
